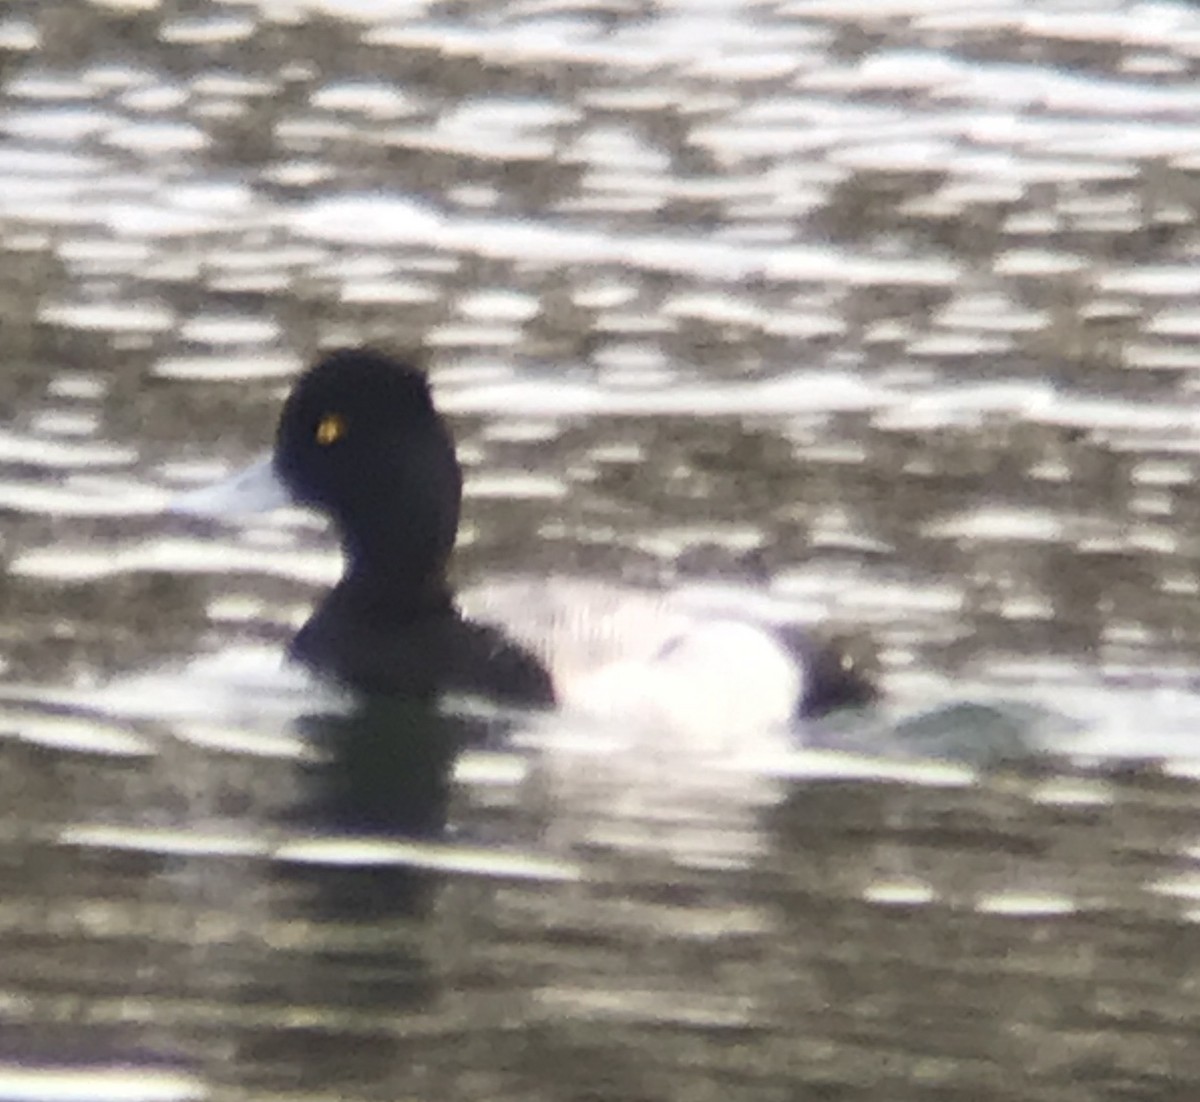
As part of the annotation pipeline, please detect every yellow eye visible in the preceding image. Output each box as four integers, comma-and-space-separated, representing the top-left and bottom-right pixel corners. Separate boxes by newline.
315, 413, 346, 446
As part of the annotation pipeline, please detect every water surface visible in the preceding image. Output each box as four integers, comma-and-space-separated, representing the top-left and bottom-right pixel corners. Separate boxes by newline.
3, 0, 1200, 1098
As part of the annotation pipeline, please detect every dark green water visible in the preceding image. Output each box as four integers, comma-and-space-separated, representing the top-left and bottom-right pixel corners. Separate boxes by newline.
2, 0, 1200, 1098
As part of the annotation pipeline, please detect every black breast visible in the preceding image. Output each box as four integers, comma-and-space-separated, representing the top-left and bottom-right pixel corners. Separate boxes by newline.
291, 599, 556, 707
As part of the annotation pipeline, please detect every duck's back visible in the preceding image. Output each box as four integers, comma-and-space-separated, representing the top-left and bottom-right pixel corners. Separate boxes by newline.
462, 580, 692, 685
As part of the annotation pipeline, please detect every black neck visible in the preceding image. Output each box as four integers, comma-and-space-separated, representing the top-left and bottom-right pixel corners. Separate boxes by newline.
337, 544, 455, 619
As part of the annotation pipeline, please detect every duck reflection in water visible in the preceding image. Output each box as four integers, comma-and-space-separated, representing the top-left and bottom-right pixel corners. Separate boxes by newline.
282, 697, 518, 923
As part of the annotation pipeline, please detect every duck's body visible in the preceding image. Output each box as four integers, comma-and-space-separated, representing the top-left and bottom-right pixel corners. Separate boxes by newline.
175, 348, 875, 724
461, 578, 873, 724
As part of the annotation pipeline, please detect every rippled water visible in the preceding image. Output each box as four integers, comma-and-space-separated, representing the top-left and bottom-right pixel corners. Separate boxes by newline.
4, 0, 1200, 1098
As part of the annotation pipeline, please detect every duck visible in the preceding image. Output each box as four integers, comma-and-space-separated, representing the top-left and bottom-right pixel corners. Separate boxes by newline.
173, 347, 877, 724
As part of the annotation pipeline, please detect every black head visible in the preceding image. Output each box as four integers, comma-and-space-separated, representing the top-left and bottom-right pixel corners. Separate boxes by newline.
275, 348, 462, 588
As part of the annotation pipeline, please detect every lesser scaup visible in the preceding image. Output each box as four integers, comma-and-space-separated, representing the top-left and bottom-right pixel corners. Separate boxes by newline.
174, 348, 876, 721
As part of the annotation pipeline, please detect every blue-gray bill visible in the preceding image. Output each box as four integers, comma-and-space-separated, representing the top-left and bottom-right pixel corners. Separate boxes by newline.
170, 456, 293, 517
